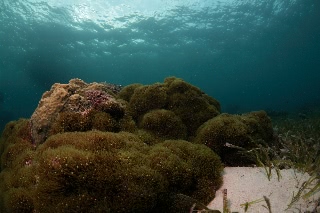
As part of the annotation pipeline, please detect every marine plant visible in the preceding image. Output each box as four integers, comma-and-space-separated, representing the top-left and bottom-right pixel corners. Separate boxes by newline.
0, 124, 224, 212
119, 77, 221, 140
240, 114, 320, 211
194, 111, 275, 166
139, 109, 187, 140
0, 77, 278, 212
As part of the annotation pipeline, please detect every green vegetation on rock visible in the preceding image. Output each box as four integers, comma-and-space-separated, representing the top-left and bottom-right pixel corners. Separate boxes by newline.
0, 77, 276, 212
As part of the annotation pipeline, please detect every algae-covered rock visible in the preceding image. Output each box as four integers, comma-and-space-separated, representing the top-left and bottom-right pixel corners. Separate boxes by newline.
29, 77, 221, 145
0, 119, 34, 170
127, 83, 168, 119
30, 79, 126, 145
0, 130, 223, 213
164, 77, 221, 137
195, 110, 274, 165
120, 77, 221, 140
0, 77, 275, 212
139, 109, 187, 140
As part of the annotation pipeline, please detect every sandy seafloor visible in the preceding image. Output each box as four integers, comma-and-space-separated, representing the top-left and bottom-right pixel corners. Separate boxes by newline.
207, 167, 320, 213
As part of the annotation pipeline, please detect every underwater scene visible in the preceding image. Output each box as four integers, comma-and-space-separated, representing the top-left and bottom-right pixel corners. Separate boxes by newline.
0, 0, 319, 212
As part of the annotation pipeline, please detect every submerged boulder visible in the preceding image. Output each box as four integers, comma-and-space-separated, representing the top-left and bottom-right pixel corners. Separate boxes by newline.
195, 111, 274, 165
119, 77, 221, 140
29, 79, 126, 145
0, 77, 275, 212
0, 128, 223, 212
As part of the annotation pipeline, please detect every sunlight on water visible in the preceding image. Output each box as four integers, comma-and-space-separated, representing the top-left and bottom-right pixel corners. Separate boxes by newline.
0, 0, 319, 131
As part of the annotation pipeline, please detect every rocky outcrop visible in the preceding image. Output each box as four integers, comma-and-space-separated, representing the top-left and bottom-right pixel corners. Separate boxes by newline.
29, 78, 124, 145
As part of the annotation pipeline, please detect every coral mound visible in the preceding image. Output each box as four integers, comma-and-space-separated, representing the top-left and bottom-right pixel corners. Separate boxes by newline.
0, 123, 223, 212
0, 77, 275, 212
118, 76, 221, 140
195, 111, 274, 165
29, 78, 125, 145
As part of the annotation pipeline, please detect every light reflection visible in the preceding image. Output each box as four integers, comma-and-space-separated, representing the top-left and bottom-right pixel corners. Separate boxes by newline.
72, 3, 93, 22
21, 0, 239, 29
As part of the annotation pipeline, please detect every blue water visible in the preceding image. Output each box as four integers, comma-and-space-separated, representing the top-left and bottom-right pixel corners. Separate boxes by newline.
1, 0, 320, 131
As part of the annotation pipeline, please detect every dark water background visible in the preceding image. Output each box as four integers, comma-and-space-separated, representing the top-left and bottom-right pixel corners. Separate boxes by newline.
1, 0, 320, 131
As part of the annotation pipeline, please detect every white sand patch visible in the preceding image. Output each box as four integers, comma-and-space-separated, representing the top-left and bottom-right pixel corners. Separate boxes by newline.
207, 167, 320, 213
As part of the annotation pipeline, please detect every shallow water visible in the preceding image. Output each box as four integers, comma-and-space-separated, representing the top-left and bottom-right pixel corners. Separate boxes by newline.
0, 0, 320, 130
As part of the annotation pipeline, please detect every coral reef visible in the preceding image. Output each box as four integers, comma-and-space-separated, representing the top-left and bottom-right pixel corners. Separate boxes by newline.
0, 77, 275, 212
0, 128, 223, 212
119, 77, 221, 140
29, 79, 126, 145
